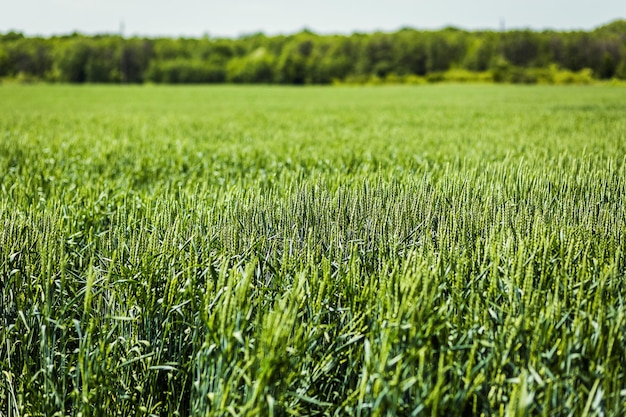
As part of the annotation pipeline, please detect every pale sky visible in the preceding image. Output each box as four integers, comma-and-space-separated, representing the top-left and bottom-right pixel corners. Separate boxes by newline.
3, 0, 625, 38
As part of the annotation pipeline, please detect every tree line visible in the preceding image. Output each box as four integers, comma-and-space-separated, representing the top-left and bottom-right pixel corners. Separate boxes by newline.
1, 20, 625, 84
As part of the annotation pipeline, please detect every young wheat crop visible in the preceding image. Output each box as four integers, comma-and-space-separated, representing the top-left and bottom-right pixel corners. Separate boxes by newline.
1, 85, 625, 416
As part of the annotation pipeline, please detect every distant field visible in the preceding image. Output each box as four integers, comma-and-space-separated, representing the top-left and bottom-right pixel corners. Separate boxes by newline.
1, 85, 625, 416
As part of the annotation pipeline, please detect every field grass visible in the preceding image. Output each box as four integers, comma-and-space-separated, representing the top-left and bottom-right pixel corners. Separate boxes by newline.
1, 84, 625, 416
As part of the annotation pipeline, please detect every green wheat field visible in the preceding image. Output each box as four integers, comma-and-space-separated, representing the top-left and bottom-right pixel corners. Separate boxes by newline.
1, 85, 625, 416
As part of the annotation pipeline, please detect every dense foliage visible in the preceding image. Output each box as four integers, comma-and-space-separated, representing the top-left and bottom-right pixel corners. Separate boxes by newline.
1, 20, 626, 84
1, 85, 625, 416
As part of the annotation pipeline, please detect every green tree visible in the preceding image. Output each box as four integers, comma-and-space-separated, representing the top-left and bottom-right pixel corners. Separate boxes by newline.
85, 38, 122, 83
463, 34, 497, 71
144, 59, 226, 83
307, 38, 355, 83
502, 30, 540, 67
276, 35, 315, 84
56, 39, 91, 82
392, 30, 429, 75
226, 47, 275, 83
357, 33, 394, 77
120, 40, 153, 83
0, 44, 7, 76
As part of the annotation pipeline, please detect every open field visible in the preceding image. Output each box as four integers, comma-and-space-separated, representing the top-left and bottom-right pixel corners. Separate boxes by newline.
1, 85, 625, 416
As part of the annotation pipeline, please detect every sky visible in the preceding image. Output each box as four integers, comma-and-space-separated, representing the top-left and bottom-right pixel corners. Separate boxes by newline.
3, 0, 625, 38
